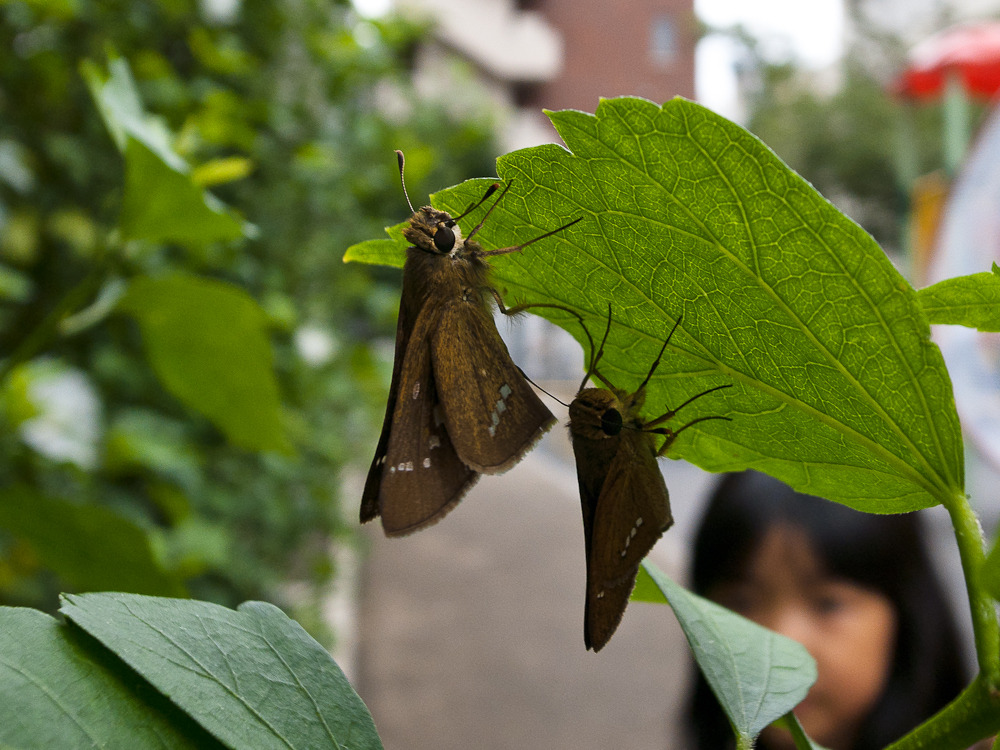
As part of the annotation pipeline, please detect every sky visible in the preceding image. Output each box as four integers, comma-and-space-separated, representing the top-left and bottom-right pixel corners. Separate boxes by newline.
694, 0, 845, 119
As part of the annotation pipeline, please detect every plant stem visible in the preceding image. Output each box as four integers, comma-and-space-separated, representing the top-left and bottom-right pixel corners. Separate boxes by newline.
945, 490, 1000, 684
885, 675, 1000, 749
0, 268, 105, 383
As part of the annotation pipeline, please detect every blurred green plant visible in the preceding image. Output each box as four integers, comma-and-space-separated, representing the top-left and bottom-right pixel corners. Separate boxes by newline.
0, 0, 496, 623
718, 26, 991, 258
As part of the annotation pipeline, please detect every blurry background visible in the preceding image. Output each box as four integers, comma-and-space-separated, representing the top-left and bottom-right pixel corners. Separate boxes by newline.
2, 0, 999, 747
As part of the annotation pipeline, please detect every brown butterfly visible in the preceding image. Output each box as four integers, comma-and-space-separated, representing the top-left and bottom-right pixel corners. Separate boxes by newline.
361, 152, 581, 536
568, 309, 730, 650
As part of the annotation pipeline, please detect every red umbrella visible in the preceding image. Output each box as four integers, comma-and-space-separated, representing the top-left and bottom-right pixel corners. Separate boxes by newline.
896, 22, 1000, 99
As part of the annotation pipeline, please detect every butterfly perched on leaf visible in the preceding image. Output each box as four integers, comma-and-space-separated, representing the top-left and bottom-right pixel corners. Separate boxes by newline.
566, 309, 731, 650
361, 151, 580, 536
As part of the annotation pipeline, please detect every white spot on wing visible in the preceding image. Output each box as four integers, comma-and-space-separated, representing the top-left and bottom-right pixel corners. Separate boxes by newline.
428, 435, 441, 450
412, 381, 420, 399
423, 457, 431, 468
487, 382, 513, 439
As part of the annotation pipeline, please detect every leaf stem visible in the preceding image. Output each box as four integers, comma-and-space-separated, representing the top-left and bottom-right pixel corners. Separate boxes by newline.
944, 490, 1000, 683
885, 675, 1000, 749
0, 268, 106, 383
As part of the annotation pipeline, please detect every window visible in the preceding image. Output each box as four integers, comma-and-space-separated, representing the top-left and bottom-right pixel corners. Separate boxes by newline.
650, 13, 677, 66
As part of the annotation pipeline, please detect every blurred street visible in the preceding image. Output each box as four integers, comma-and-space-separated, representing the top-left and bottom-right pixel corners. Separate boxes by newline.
353, 410, 719, 750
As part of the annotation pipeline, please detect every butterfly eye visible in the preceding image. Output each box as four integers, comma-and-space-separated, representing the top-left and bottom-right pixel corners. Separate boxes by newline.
600, 408, 623, 436
433, 225, 456, 252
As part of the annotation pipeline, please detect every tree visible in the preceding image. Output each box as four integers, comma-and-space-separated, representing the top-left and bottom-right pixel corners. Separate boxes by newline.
0, 0, 494, 619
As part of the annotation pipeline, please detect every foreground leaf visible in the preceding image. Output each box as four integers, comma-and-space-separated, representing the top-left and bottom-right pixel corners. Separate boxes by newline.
61, 593, 383, 750
0, 607, 213, 749
0, 484, 186, 597
118, 273, 289, 452
918, 271, 1000, 332
426, 97, 962, 513
634, 562, 816, 744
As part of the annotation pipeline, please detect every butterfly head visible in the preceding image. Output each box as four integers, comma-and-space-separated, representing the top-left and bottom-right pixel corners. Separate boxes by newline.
569, 387, 629, 440
405, 206, 465, 257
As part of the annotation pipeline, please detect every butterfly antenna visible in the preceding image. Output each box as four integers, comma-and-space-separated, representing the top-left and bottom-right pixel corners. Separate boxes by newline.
653, 414, 732, 455
636, 315, 683, 394
465, 180, 513, 241
395, 150, 415, 214
453, 183, 501, 224
581, 303, 613, 392
517, 367, 570, 408
505, 301, 598, 383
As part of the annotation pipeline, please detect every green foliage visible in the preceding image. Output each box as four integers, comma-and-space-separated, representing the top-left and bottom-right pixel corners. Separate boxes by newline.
118, 273, 288, 452
0, 484, 186, 597
635, 562, 816, 745
985, 532, 1000, 602
0, 0, 495, 616
0, 593, 380, 749
0, 607, 212, 749
918, 266, 1000, 332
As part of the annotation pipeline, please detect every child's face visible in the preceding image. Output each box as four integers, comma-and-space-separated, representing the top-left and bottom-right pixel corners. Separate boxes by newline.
708, 524, 898, 750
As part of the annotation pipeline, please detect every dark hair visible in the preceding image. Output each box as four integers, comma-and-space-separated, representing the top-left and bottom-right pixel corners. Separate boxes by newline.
688, 471, 968, 750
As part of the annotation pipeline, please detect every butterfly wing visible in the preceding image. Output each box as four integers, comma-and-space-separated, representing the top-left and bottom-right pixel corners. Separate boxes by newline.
361, 250, 427, 524
584, 431, 673, 651
372, 300, 479, 535
431, 301, 555, 473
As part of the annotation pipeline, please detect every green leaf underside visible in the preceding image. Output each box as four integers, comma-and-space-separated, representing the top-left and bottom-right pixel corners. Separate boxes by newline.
0, 607, 211, 749
918, 272, 1000, 332
118, 274, 288, 452
395, 97, 962, 513
636, 562, 816, 741
0, 485, 186, 597
342, 222, 408, 268
60, 593, 383, 750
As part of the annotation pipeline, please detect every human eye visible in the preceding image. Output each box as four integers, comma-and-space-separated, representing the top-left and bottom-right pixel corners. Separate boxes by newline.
811, 583, 857, 616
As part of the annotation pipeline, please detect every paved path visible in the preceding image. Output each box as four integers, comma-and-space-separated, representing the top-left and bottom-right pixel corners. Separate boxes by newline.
354, 426, 717, 750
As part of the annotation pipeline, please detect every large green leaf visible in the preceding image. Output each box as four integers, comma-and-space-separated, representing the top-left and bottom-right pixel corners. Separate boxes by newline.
917, 268, 1000, 332
118, 273, 289, 452
119, 136, 246, 245
634, 562, 816, 745
60, 593, 383, 750
0, 485, 186, 597
0, 607, 215, 749
376, 97, 963, 513
82, 58, 249, 245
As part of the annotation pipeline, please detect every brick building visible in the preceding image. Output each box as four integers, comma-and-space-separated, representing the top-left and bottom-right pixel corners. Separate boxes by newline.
395, 0, 696, 149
